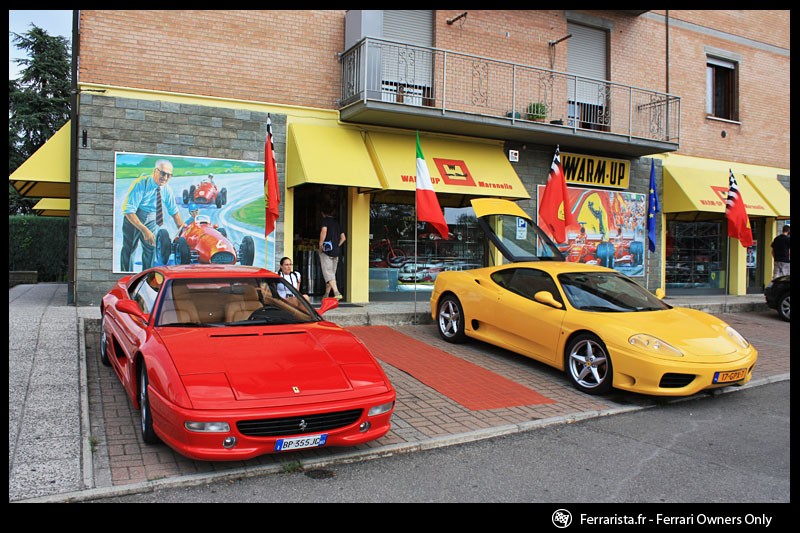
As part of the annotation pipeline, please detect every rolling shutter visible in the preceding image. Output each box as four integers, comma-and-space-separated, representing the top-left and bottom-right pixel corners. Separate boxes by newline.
380, 10, 434, 103
567, 22, 608, 106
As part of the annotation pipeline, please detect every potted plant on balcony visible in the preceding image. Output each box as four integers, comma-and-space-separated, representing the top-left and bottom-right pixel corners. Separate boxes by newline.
526, 102, 547, 122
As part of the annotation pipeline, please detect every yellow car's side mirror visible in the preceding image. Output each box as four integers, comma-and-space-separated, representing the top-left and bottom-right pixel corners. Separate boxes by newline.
534, 291, 563, 309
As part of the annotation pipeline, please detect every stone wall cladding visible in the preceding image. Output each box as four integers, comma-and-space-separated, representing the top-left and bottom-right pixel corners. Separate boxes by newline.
75, 93, 285, 305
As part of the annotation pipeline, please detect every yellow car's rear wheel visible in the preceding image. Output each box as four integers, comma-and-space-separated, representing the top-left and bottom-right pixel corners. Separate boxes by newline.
437, 295, 467, 343
565, 333, 613, 394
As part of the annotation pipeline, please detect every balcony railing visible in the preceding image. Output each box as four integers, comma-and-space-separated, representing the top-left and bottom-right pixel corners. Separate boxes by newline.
341, 37, 680, 144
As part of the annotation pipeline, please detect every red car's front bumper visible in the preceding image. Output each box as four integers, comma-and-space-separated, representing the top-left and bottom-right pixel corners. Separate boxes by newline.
148, 385, 396, 461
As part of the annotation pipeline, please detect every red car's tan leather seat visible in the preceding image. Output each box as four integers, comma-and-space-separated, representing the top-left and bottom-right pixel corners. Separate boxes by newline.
160, 283, 201, 324
225, 285, 263, 323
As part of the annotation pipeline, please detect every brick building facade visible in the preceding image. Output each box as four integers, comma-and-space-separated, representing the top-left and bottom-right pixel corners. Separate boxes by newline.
63, 10, 789, 304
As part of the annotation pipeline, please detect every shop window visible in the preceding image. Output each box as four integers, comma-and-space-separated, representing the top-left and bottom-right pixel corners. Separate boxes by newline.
368, 200, 484, 299
665, 219, 726, 294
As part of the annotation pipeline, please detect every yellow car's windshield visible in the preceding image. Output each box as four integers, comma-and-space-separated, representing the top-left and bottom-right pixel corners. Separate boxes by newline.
558, 272, 669, 312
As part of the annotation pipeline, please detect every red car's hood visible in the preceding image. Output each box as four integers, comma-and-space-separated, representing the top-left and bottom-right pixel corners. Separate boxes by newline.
156, 324, 388, 405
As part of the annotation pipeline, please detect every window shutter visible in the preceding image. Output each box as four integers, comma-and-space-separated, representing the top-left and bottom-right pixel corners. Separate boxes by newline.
381, 10, 434, 97
567, 22, 608, 105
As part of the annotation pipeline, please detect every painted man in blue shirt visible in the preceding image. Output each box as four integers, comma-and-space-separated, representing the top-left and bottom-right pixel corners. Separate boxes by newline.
120, 159, 184, 271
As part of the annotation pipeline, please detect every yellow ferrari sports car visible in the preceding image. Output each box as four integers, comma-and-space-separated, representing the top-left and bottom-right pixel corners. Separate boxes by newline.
430, 199, 757, 396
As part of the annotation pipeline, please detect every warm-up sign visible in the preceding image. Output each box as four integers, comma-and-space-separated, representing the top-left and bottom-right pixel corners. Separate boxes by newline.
561, 152, 630, 190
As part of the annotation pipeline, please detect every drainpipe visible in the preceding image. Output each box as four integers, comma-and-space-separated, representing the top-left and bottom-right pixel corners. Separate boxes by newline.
665, 10, 670, 94
665, 10, 670, 142
67, 10, 79, 304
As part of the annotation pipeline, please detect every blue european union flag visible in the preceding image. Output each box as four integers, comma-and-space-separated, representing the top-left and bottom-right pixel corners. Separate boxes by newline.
647, 160, 660, 252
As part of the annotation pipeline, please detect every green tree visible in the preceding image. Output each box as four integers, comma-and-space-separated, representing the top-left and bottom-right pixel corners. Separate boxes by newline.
9, 24, 71, 215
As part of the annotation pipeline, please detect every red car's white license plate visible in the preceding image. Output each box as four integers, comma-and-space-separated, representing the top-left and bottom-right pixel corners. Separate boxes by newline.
275, 434, 328, 451
713, 368, 747, 384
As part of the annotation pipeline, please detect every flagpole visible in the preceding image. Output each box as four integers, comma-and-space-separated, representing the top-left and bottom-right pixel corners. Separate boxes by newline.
725, 237, 730, 312
414, 187, 418, 325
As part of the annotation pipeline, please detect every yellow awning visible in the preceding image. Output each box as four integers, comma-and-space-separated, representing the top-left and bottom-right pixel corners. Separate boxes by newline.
742, 175, 790, 218
9, 120, 71, 198
364, 131, 530, 199
663, 165, 776, 217
32, 198, 70, 217
286, 123, 382, 189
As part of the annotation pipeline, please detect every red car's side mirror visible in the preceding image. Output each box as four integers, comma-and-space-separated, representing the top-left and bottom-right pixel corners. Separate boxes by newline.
318, 297, 339, 315
116, 299, 149, 322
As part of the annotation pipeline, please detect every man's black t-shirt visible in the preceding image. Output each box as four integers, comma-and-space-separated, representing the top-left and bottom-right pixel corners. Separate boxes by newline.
321, 216, 342, 257
771, 234, 790, 262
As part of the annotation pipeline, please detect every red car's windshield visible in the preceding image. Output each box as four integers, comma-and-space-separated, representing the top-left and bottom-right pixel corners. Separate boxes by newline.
156, 276, 319, 326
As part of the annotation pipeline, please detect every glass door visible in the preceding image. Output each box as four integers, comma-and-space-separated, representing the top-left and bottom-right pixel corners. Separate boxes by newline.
746, 218, 763, 294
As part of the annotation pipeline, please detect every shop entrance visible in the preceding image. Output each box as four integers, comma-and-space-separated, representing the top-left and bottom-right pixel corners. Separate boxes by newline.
746, 218, 764, 294
291, 184, 347, 301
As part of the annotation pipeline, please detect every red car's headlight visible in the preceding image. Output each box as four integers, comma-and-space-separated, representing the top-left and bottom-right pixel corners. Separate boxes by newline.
184, 421, 230, 433
368, 401, 394, 417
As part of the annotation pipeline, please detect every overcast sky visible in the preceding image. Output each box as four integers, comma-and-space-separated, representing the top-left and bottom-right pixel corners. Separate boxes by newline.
9, 10, 73, 80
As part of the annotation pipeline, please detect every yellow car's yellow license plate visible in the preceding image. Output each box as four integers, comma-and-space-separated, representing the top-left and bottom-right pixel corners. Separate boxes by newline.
713, 368, 747, 384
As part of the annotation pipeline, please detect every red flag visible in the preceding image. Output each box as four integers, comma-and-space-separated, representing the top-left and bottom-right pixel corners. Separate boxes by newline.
725, 170, 753, 247
264, 116, 280, 238
415, 131, 448, 239
538, 146, 577, 243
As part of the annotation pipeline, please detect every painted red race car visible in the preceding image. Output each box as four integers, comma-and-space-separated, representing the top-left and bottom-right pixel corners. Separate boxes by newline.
183, 177, 227, 208
155, 215, 255, 266
99, 265, 396, 461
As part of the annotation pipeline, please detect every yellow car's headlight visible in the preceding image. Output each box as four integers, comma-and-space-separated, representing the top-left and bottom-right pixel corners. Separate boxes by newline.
629, 334, 683, 357
725, 326, 750, 349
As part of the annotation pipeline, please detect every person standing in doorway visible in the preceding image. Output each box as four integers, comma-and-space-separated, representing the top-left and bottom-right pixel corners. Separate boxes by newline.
771, 224, 790, 278
319, 205, 346, 300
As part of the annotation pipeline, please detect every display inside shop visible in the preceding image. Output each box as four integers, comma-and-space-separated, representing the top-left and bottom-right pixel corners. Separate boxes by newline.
368, 201, 484, 295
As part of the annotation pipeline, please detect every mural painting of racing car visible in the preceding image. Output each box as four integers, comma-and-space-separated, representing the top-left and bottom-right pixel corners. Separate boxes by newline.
183, 177, 228, 208
155, 215, 255, 266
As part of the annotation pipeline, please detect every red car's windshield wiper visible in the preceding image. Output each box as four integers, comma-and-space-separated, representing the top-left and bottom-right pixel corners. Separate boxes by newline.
159, 322, 224, 327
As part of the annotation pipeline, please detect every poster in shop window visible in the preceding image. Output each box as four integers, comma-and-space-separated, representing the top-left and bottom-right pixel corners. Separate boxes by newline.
112, 152, 273, 274
537, 185, 647, 277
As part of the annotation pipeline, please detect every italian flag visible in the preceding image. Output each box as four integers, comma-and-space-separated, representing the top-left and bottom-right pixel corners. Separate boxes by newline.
416, 131, 449, 240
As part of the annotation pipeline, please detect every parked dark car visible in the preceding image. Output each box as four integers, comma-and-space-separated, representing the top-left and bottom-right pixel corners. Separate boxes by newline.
765, 275, 790, 322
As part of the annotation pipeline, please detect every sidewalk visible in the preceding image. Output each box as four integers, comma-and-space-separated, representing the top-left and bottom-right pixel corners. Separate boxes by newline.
9, 284, 786, 502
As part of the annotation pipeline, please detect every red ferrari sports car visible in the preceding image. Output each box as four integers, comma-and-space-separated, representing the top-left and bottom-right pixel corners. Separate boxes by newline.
100, 265, 396, 461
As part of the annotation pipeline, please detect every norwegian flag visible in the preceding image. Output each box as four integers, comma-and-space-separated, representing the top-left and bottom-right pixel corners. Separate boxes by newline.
725, 170, 753, 247
264, 115, 280, 238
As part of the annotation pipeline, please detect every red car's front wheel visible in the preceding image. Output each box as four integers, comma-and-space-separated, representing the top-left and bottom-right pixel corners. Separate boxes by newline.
139, 362, 160, 444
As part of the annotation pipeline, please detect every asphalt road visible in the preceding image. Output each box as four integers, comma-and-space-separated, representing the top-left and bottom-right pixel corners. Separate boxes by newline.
85, 380, 789, 504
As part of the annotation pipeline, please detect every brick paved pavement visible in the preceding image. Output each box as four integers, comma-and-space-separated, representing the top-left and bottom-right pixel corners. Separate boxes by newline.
83, 309, 788, 490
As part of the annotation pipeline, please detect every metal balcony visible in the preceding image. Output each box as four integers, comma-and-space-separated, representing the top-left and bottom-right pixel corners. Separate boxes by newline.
339, 38, 680, 157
